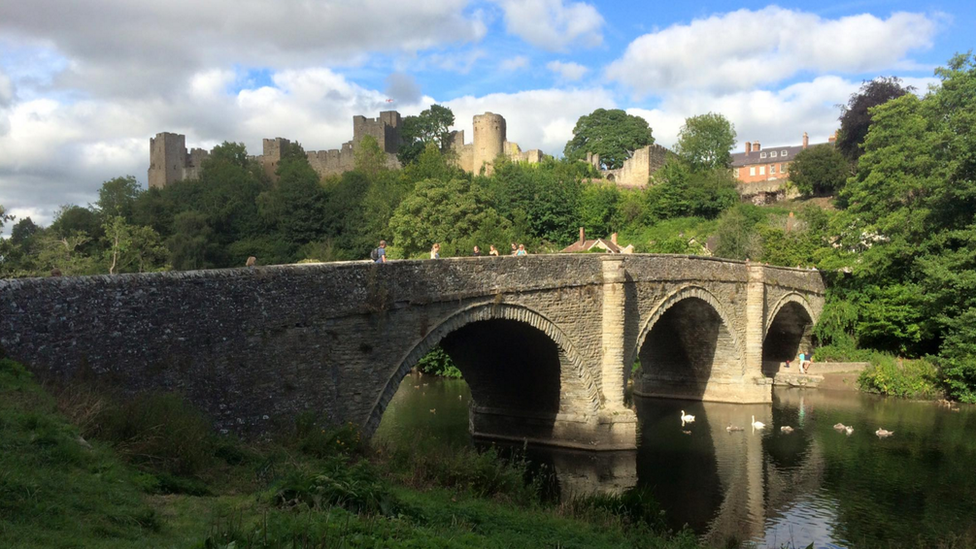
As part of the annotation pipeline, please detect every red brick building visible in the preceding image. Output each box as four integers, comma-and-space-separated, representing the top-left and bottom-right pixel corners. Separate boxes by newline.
731, 132, 836, 184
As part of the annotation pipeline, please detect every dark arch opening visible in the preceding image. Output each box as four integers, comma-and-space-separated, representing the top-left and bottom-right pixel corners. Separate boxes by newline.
440, 318, 561, 415
636, 297, 736, 399
762, 301, 814, 377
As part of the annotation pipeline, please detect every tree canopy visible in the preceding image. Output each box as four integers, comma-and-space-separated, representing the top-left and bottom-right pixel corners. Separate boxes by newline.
789, 144, 849, 197
674, 113, 736, 171
398, 104, 456, 165
563, 109, 653, 170
836, 77, 912, 162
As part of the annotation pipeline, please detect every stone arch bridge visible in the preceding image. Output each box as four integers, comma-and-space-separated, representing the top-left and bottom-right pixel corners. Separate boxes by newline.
0, 255, 823, 450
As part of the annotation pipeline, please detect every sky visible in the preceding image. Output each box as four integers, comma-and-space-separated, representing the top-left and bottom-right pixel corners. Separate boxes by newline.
0, 0, 972, 232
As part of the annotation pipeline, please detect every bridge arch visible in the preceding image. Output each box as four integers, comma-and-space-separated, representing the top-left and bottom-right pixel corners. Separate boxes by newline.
631, 285, 745, 400
365, 302, 600, 436
762, 292, 817, 374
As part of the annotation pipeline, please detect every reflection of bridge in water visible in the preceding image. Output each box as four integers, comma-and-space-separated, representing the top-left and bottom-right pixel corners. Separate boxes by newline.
541, 395, 828, 545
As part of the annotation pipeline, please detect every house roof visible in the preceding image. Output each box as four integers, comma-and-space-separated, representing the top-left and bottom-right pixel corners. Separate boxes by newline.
561, 238, 622, 253
731, 144, 809, 167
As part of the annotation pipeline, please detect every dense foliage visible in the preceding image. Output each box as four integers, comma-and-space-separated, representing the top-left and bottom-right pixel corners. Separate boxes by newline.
788, 143, 849, 197
836, 76, 912, 162
673, 112, 737, 171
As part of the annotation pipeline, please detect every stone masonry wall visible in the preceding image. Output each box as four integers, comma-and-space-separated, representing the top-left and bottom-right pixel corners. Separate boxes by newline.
0, 255, 824, 439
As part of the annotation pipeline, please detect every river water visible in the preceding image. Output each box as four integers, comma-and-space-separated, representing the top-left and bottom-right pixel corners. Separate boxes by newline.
375, 373, 976, 548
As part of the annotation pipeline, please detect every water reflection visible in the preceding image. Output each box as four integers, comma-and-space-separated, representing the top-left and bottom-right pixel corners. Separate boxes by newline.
376, 375, 976, 548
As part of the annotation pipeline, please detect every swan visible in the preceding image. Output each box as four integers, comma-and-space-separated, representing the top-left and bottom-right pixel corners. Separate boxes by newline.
680, 410, 696, 424
833, 423, 847, 430
726, 424, 744, 432
751, 415, 765, 429
875, 428, 894, 438
845, 426, 854, 436
780, 426, 794, 434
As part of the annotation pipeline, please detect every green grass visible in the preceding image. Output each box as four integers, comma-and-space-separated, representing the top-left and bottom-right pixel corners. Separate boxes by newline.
0, 358, 702, 549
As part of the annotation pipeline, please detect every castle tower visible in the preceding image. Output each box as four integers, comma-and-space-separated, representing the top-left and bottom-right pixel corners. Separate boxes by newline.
473, 112, 506, 175
353, 111, 402, 154
261, 137, 291, 180
148, 132, 188, 189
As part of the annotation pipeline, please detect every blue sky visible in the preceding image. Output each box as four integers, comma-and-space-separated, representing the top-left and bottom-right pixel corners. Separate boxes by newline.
0, 0, 972, 230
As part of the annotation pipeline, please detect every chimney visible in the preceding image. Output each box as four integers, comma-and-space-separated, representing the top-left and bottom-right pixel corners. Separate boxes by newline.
579, 227, 585, 244
802, 132, 809, 149
611, 233, 618, 245
753, 141, 761, 152
745, 141, 752, 156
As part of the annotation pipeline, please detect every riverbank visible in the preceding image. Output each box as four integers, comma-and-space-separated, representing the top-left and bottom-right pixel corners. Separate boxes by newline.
0, 358, 699, 549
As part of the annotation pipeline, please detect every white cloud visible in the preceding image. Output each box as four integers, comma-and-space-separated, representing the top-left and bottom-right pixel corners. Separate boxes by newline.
0, 0, 486, 98
499, 55, 530, 72
547, 60, 588, 82
426, 49, 488, 74
606, 7, 937, 96
493, 0, 604, 52
445, 87, 615, 154
628, 76, 873, 151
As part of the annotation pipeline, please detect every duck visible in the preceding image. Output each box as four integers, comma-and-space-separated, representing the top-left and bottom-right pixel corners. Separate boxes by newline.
875, 428, 894, 438
780, 426, 794, 434
429, 408, 436, 414
680, 410, 696, 424
833, 423, 847, 430
751, 415, 765, 429
726, 424, 744, 432
845, 426, 854, 436
682, 430, 692, 435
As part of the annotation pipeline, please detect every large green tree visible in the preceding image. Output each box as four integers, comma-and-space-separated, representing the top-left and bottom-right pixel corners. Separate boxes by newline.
95, 176, 143, 220
674, 113, 736, 171
836, 76, 912, 162
563, 109, 653, 170
389, 178, 511, 258
788, 144, 849, 197
397, 104, 456, 165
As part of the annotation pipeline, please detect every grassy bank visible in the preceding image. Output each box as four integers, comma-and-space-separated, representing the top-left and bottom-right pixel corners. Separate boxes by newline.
0, 358, 700, 549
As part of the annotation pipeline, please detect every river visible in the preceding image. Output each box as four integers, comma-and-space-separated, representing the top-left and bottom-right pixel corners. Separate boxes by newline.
375, 372, 976, 548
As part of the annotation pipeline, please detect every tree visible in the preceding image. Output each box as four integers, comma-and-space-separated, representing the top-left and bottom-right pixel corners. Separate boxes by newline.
389, 178, 511, 258
714, 204, 763, 260
96, 176, 143, 220
166, 211, 214, 270
0, 205, 12, 230
355, 135, 387, 179
645, 159, 738, 220
563, 109, 654, 170
789, 144, 849, 196
674, 113, 736, 171
10, 217, 39, 249
102, 215, 167, 274
837, 77, 912, 161
397, 104, 456, 165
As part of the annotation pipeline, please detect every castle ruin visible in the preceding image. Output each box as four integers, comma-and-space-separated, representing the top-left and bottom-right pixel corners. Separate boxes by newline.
148, 111, 402, 188
451, 112, 546, 175
582, 144, 673, 189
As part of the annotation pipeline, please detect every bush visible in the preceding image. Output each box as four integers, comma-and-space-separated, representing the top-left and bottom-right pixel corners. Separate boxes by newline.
286, 413, 365, 459
416, 346, 462, 378
89, 392, 216, 476
567, 485, 668, 531
271, 457, 399, 516
858, 354, 941, 399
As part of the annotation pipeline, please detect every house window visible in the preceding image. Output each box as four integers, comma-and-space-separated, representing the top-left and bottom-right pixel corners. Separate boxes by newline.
781, 163, 788, 173
781, 150, 788, 156
770, 151, 778, 158
759, 166, 766, 175
749, 167, 756, 176
760, 152, 767, 158
770, 164, 776, 174
734, 168, 739, 178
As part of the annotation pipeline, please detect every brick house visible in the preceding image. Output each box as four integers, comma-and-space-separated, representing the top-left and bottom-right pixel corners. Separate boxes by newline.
731, 132, 836, 184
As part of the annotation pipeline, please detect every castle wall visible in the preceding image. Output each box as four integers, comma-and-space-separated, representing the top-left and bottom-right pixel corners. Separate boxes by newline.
604, 144, 672, 189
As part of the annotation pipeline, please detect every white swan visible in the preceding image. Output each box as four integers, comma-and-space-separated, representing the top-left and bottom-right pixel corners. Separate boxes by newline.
875, 428, 894, 438
780, 425, 794, 434
751, 415, 765, 429
833, 423, 847, 430
680, 410, 696, 424
845, 426, 854, 436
